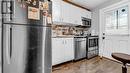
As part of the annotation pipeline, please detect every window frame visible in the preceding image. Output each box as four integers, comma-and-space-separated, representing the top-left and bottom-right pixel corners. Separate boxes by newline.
101, 2, 130, 36
104, 5, 129, 35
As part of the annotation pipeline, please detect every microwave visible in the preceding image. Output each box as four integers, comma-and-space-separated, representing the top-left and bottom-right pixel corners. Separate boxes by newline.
82, 17, 91, 27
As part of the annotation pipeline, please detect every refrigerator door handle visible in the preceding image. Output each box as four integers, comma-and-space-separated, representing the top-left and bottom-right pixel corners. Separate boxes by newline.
10, 27, 12, 59
6, 26, 12, 64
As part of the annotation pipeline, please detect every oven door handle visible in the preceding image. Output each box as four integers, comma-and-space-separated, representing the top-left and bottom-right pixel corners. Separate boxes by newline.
76, 40, 86, 42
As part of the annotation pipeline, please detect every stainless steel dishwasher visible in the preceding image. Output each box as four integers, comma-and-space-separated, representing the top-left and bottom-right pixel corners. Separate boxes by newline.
74, 37, 87, 60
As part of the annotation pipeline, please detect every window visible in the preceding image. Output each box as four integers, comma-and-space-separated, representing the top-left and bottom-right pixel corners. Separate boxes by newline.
105, 6, 128, 35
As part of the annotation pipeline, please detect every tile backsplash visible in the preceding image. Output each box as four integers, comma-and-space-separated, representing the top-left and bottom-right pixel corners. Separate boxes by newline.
52, 25, 90, 37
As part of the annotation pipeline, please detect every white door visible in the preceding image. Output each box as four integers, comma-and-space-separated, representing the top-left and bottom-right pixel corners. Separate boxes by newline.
100, 1, 130, 59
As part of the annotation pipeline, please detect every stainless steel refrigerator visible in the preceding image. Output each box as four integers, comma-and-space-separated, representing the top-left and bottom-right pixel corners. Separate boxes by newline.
1, 0, 52, 73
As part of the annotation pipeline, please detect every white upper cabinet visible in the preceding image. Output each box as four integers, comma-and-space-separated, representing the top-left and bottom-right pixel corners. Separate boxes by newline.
86, 10, 92, 19
52, 0, 62, 23
80, 9, 92, 19
52, 0, 91, 25
61, 1, 71, 24
69, 4, 82, 25
61, 1, 82, 25
84, 10, 92, 19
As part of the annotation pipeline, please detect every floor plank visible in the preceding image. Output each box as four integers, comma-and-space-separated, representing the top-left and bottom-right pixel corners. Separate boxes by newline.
52, 57, 130, 73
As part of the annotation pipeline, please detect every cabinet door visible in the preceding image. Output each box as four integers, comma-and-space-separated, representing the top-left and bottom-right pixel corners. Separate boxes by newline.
61, 1, 71, 24
52, 0, 62, 23
64, 38, 74, 61
74, 7, 82, 25
69, 5, 82, 25
52, 38, 74, 65
80, 9, 86, 18
85, 10, 92, 19
81, 9, 92, 19
59, 38, 66, 63
69, 5, 78, 25
62, 2, 81, 25
52, 38, 64, 65
52, 38, 61, 65
52, 38, 57, 65
69, 5, 76, 24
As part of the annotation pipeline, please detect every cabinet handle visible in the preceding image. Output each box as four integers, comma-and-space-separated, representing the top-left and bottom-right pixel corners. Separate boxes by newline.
60, 18, 61, 22
65, 40, 66, 44
6, 28, 10, 64
62, 41, 64, 44
61, 18, 63, 22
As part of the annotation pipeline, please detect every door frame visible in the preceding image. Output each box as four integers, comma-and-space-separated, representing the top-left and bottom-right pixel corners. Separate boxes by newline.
99, 0, 130, 57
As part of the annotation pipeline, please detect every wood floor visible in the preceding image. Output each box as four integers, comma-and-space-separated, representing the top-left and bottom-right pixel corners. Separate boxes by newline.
52, 57, 130, 73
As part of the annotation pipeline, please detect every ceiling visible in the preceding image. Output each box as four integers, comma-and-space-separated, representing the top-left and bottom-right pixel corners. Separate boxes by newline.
69, 0, 110, 9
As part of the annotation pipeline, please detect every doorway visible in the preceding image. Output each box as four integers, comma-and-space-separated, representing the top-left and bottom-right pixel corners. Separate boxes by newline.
99, 0, 130, 59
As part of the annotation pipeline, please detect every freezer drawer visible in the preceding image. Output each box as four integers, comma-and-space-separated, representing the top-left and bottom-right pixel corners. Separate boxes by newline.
3, 24, 52, 73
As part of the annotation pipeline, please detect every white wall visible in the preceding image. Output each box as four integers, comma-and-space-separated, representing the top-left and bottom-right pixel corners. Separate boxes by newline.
91, 0, 122, 34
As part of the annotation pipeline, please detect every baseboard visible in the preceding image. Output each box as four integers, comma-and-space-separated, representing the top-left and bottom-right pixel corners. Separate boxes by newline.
52, 60, 74, 67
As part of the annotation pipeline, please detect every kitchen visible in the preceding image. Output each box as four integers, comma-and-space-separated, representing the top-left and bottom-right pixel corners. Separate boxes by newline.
0, 0, 130, 73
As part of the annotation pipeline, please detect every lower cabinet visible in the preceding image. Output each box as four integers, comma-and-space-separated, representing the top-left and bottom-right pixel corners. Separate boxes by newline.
64, 38, 74, 62
52, 38, 74, 66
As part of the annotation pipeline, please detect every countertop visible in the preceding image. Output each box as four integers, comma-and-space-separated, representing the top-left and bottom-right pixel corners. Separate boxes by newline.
52, 35, 99, 38
52, 35, 74, 38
